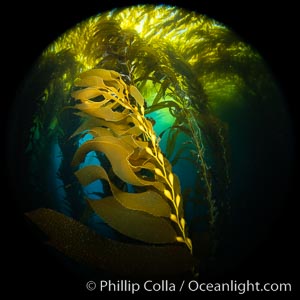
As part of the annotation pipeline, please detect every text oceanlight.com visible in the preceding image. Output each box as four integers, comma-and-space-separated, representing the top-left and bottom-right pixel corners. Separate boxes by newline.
85, 280, 292, 294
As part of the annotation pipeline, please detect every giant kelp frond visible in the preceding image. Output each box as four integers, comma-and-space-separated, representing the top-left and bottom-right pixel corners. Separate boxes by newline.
71, 69, 192, 252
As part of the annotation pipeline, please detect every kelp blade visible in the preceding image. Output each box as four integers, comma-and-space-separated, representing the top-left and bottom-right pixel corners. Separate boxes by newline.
88, 196, 177, 244
25, 208, 197, 278
75, 165, 171, 217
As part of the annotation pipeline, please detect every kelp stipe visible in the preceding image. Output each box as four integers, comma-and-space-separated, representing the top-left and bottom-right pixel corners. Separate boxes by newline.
70, 69, 192, 252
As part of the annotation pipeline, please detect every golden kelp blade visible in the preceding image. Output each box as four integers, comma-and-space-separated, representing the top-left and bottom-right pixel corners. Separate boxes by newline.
75, 165, 171, 217
88, 196, 177, 244
26, 208, 197, 277
71, 135, 164, 190
129, 85, 144, 107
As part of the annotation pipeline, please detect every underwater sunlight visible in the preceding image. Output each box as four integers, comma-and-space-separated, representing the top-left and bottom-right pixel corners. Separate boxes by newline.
10, 4, 293, 279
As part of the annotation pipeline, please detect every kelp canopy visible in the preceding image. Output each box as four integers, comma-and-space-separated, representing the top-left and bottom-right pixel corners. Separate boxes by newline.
14, 5, 289, 277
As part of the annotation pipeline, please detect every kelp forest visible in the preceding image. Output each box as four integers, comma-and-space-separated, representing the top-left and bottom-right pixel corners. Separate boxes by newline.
11, 5, 291, 278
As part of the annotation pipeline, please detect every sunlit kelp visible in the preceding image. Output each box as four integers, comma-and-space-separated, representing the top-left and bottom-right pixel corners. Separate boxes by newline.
18, 5, 281, 277
70, 68, 192, 251
41, 5, 234, 230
